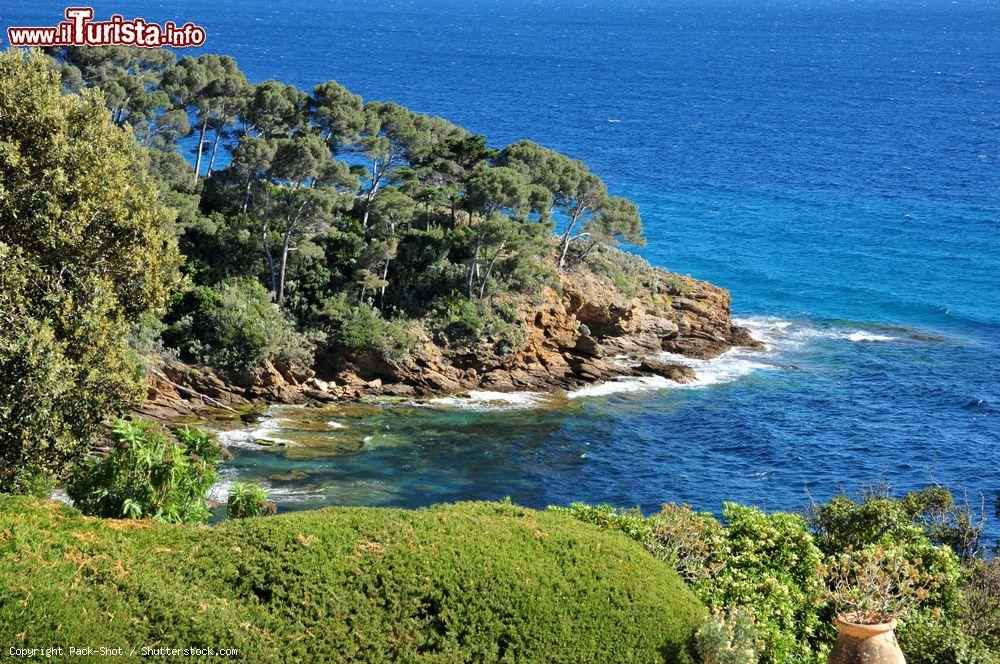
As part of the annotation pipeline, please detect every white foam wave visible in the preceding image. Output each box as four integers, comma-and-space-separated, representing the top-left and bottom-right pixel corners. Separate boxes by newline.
216, 428, 265, 449
216, 418, 293, 449
568, 375, 678, 399
845, 331, 897, 342
327, 421, 347, 429
568, 349, 776, 399
430, 390, 546, 410
208, 469, 326, 504
734, 316, 899, 346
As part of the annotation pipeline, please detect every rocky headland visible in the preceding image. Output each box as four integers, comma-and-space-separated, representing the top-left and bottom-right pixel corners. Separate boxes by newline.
140, 262, 762, 420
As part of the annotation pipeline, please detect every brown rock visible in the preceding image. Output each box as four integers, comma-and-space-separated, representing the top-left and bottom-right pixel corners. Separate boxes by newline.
637, 361, 697, 384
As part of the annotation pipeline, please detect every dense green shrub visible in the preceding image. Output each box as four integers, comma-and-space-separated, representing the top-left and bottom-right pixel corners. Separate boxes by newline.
163, 278, 313, 372
67, 420, 222, 524
0, 498, 705, 662
708, 504, 828, 662
0, 51, 180, 493
554, 502, 828, 663
227, 481, 275, 519
696, 609, 760, 664
429, 293, 527, 355
810, 488, 966, 616
315, 293, 418, 363
962, 558, 1000, 649
897, 610, 999, 664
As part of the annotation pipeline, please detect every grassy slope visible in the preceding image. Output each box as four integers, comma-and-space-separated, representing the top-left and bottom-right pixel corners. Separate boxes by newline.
0, 497, 705, 662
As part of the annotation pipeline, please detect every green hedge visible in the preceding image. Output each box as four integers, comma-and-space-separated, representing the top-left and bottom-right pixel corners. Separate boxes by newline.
0, 497, 705, 662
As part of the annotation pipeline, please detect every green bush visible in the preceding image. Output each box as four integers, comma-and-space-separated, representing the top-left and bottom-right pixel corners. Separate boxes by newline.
897, 610, 999, 664
554, 502, 828, 663
708, 504, 828, 663
316, 293, 417, 363
810, 488, 966, 616
962, 558, 1000, 649
429, 293, 526, 356
164, 277, 313, 372
696, 609, 760, 664
67, 419, 222, 525
227, 481, 275, 519
0, 51, 180, 493
0, 497, 705, 662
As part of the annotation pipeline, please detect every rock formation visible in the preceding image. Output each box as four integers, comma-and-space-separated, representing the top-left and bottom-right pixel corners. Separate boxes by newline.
139, 264, 762, 419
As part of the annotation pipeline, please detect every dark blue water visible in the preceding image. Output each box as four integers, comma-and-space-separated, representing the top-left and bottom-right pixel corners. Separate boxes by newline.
8, 1, 998, 537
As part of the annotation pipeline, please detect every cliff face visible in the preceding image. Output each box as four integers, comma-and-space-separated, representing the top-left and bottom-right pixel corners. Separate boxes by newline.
140, 265, 761, 419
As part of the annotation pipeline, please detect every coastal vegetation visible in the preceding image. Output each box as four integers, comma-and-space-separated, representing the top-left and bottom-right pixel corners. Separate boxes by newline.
557, 487, 998, 663
0, 496, 705, 662
0, 46, 996, 663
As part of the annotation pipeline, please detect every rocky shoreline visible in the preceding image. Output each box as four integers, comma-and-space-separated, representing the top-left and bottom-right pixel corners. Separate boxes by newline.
138, 266, 762, 421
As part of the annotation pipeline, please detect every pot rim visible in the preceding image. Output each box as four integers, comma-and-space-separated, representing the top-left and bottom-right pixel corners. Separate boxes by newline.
835, 615, 898, 636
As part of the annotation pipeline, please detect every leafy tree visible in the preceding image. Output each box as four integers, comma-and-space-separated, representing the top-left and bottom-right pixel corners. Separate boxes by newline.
309, 80, 365, 153
45, 45, 175, 126
163, 278, 312, 372
364, 188, 418, 307
202, 56, 249, 175
240, 79, 308, 139
462, 166, 552, 297
355, 102, 434, 228
266, 135, 356, 305
162, 54, 249, 184
0, 50, 180, 492
577, 195, 645, 258
502, 140, 643, 269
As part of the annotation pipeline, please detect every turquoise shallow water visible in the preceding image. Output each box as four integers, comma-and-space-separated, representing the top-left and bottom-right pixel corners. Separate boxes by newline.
8, 0, 997, 536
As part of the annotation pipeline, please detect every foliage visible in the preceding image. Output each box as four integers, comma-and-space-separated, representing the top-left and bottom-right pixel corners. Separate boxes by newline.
809, 486, 966, 616
227, 481, 276, 519
429, 294, 527, 356
553, 503, 725, 583
315, 293, 418, 364
0, 497, 705, 662
164, 278, 313, 372
961, 558, 1000, 649
0, 50, 180, 493
897, 610, 999, 664
554, 502, 827, 663
902, 486, 986, 560
708, 504, 828, 663
696, 609, 760, 664
823, 546, 935, 623
66, 420, 222, 525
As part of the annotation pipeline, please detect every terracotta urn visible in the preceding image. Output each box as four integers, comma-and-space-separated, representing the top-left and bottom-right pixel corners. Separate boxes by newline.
827, 617, 905, 664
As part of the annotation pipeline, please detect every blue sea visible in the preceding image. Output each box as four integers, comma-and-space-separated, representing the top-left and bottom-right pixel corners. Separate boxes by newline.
7, 1, 998, 537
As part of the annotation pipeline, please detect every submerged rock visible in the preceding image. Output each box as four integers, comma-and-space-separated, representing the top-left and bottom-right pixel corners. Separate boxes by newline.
637, 361, 698, 384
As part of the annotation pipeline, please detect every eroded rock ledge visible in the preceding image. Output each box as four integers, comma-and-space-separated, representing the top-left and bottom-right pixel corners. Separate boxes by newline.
139, 266, 761, 420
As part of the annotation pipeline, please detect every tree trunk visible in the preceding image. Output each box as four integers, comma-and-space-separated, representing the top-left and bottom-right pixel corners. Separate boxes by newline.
207, 124, 223, 176
378, 221, 396, 309
557, 209, 586, 271
192, 120, 208, 187
578, 238, 600, 261
277, 226, 292, 306
360, 159, 382, 229
466, 236, 483, 297
262, 226, 277, 296
479, 241, 506, 299
378, 258, 390, 309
